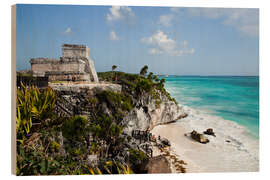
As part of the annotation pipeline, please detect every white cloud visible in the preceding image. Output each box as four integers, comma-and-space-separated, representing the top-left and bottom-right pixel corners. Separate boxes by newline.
141, 30, 195, 56
185, 8, 259, 36
110, 31, 119, 40
159, 14, 174, 27
63, 27, 72, 34
106, 6, 135, 22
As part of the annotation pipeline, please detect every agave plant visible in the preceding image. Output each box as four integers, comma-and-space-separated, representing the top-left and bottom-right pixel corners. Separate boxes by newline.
16, 83, 56, 143
89, 161, 133, 175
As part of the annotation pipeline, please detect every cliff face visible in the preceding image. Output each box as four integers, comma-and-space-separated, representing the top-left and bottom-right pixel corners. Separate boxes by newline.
123, 92, 186, 134
51, 80, 187, 135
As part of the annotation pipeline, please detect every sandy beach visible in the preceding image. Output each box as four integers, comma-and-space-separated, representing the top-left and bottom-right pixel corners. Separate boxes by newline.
151, 105, 259, 173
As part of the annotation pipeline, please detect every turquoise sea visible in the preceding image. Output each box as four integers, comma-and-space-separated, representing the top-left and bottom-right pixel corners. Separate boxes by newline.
163, 76, 259, 138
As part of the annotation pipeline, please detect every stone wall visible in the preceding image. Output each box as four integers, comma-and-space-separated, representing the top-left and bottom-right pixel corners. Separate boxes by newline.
62, 44, 89, 58
47, 72, 90, 82
29, 44, 99, 83
87, 59, 99, 82
30, 58, 87, 77
49, 83, 122, 93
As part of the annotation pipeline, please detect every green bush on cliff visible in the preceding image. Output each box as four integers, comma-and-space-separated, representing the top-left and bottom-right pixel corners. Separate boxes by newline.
128, 149, 149, 173
16, 144, 66, 175
62, 116, 89, 143
96, 90, 134, 111
90, 115, 122, 143
89, 114, 124, 159
135, 78, 154, 94
98, 69, 178, 106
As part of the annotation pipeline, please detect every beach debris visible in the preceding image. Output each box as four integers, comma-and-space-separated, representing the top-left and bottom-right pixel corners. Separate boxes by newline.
160, 138, 171, 146
203, 128, 216, 137
226, 140, 231, 143
178, 160, 187, 165
157, 146, 187, 173
190, 130, 209, 144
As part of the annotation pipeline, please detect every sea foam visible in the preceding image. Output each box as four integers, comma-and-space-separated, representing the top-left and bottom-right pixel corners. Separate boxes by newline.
177, 104, 259, 162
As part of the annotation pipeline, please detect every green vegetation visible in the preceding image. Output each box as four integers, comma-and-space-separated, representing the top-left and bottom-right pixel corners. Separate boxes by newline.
90, 161, 133, 174
112, 65, 117, 71
96, 90, 133, 111
62, 116, 89, 143
16, 83, 135, 175
16, 84, 56, 144
16, 65, 178, 175
128, 149, 149, 173
98, 67, 178, 107
140, 65, 148, 76
17, 72, 33, 77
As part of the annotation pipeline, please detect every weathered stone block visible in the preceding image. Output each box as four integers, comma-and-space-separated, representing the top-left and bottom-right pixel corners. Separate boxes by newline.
62, 44, 89, 58
29, 44, 99, 83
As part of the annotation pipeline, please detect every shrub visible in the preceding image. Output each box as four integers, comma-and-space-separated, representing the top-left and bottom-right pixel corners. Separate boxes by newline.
96, 90, 134, 111
135, 79, 153, 94
62, 116, 89, 143
16, 145, 63, 175
50, 141, 60, 153
128, 149, 149, 173
90, 115, 122, 143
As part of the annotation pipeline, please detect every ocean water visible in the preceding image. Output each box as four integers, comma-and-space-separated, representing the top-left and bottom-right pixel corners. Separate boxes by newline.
163, 76, 259, 138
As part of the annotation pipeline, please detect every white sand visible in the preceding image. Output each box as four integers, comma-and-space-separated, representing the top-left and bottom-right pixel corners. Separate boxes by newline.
151, 105, 259, 173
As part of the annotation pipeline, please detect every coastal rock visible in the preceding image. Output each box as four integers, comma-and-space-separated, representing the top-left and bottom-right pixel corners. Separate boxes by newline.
203, 128, 216, 137
123, 92, 186, 134
190, 130, 209, 144
160, 138, 171, 147
143, 155, 172, 173
51, 82, 187, 136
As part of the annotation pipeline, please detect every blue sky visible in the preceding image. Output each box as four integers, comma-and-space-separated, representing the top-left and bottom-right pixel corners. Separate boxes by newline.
16, 4, 259, 76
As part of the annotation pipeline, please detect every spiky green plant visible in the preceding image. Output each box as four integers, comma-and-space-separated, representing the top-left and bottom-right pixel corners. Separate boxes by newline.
16, 83, 56, 143
89, 162, 133, 175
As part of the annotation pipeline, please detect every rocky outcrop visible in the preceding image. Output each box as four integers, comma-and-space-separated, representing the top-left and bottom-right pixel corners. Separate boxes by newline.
142, 155, 172, 174
203, 128, 216, 137
51, 83, 122, 117
190, 130, 209, 144
51, 83, 186, 136
123, 92, 186, 134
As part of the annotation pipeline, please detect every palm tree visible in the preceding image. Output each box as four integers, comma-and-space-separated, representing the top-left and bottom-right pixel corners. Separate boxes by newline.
112, 65, 117, 82
153, 75, 159, 82
112, 65, 117, 72
148, 72, 153, 80
140, 65, 148, 76
160, 78, 165, 85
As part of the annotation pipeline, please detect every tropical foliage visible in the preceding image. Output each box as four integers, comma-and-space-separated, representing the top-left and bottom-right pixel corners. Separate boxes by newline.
16, 84, 56, 144
16, 65, 177, 175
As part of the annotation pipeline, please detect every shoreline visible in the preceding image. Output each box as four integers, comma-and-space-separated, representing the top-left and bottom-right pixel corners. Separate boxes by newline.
150, 104, 259, 173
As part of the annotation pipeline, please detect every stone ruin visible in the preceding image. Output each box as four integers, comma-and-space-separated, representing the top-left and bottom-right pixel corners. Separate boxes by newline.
30, 44, 99, 82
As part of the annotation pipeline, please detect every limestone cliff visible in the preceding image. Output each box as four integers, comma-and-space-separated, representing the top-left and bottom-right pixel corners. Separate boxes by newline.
51, 82, 187, 135
123, 92, 187, 134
